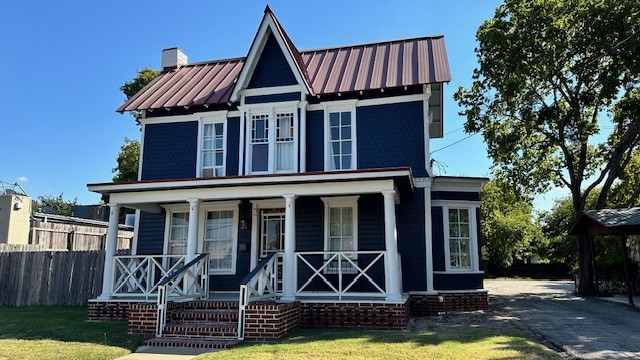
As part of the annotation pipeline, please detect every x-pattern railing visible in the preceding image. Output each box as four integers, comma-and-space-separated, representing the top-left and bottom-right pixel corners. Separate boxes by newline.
112, 255, 186, 298
296, 251, 386, 298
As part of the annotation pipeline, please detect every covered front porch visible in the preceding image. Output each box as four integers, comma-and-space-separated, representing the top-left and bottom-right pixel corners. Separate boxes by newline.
88, 168, 414, 306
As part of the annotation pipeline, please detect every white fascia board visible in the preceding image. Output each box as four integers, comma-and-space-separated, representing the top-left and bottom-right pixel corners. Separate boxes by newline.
306, 94, 427, 111
241, 85, 303, 97
108, 179, 396, 205
139, 110, 241, 125
431, 177, 489, 193
88, 169, 411, 193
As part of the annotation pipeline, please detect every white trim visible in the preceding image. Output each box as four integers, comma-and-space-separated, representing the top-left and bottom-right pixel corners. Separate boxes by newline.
423, 85, 433, 177
299, 101, 307, 172
230, 14, 310, 102
197, 113, 228, 178
250, 198, 285, 269
440, 204, 480, 273
433, 271, 484, 275
131, 209, 141, 255
162, 204, 190, 258
89, 169, 411, 193
238, 110, 246, 175
306, 94, 428, 111
431, 200, 481, 207
431, 177, 488, 193
198, 200, 241, 275
241, 85, 303, 97
324, 104, 357, 171
138, 110, 240, 125
250, 198, 285, 209
138, 124, 145, 181
423, 180, 434, 293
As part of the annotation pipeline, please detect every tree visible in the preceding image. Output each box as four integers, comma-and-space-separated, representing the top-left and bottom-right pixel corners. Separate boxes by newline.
112, 138, 140, 183
455, 0, 640, 295
609, 150, 640, 208
480, 181, 539, 270
33, 193, 78, 216
120, 67, 159, 123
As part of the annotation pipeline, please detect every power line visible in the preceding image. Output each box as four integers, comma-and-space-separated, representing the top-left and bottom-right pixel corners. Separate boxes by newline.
430, 133, 478, 154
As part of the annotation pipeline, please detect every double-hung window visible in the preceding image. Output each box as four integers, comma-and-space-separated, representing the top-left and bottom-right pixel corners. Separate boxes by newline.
324, 103, 356, 171
322, 196, 359, 273
203, 209, 236, 273
201, 121, 225, 177
441, 205, 479, 273
245, 104, 298, 174
167, 212, 189, 255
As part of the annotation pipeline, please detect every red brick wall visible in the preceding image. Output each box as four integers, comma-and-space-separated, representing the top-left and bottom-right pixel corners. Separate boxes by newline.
244, 301, 300, 342
299, 302, 408, 330
409, 292, 488, 316
87, 301, 136, 322
127, 303, 159, 335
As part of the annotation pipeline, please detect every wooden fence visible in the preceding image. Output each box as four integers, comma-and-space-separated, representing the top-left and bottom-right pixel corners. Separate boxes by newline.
30, 219, 132, 251
0, 250, 109, 306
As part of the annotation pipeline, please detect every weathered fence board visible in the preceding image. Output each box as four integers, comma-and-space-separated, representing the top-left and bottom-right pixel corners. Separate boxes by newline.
30, 220, 132, 251
0, 251, 110, 306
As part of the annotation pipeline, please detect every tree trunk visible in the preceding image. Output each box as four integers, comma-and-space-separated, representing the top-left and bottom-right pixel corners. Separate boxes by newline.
577, 233, 596, 295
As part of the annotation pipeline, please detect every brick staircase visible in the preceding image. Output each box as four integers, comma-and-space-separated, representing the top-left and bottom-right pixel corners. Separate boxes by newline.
143, 300, 240, 350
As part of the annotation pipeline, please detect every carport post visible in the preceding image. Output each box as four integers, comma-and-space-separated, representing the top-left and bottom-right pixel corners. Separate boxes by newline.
620, 235, 634, 307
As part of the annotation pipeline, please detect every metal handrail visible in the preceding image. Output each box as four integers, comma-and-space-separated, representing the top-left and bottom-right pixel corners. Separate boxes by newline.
237, 252, 281, 340
158, 253, 208, 286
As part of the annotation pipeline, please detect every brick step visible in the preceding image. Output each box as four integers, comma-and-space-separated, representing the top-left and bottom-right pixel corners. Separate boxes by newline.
143, 336, 239, 349
163, 321, 238, 338
174, 309, 239, 322
179, 301, 239, 311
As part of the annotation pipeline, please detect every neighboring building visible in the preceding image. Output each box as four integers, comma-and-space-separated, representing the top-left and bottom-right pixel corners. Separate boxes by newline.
71, 205, 109, 222
87, 7, 488, 348
0, 193, 31, 245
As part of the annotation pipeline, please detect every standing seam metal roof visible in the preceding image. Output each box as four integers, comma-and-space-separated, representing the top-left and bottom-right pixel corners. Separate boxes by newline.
117, 33, 450, 113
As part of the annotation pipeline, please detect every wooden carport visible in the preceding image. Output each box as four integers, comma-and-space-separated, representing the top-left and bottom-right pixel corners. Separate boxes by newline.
569, 207, 640, 306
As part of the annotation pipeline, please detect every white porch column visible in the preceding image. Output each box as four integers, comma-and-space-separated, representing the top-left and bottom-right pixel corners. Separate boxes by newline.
282, 194, 297, 301
98, 203, 120, 300
382, 190, 402, 302
185, 198, 200, 263
424, 181, 435, 293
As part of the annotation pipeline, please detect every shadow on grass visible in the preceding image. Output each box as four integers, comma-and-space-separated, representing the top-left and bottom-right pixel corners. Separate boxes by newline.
0, 306, 145, 351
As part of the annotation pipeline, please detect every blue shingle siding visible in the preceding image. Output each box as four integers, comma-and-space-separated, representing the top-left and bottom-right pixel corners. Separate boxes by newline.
306, 110, 324, 172
209, 200, 252, 291
136, 211, 166, 255
434, 273, 483, 290
295, 197, 324, 251
431, 191, 480, 201
356, 101, 427, 176
247, 33, 298, 89
245, 92, 301, 104
141, 122, 198, 180
226, 117, 240, 176
431, 206, 446, 271
397, 188, 426, 291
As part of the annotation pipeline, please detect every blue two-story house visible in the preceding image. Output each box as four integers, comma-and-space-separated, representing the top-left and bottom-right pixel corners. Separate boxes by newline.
88, 6, 488, 347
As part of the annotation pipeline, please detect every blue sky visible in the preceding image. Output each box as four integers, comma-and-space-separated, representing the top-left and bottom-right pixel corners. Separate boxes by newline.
0, 0, 565, 211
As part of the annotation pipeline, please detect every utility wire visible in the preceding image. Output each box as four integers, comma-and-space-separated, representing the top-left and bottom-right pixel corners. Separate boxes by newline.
430, 133, 478, 154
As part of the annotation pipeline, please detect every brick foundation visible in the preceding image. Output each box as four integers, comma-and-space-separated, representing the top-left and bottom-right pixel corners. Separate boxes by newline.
128, 303, 159, 335
299, 302, 408, 330
87, 300, 139, 322
244, 301, 300, 342
409, 291, 488, 316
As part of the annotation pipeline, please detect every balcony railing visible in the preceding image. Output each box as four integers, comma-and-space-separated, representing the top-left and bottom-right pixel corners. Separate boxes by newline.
295, 251, 387, 299
111, 255, 187, 299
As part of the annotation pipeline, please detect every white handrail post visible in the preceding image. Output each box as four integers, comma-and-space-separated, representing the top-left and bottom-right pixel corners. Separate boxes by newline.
282, 194, 296, 301
98, 203, 120, 300
156, 285, 167, 337
382, 191, 402, 302
185, 199, 200, 293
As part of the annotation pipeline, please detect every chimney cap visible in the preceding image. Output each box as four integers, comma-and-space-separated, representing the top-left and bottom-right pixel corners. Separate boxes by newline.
161, 47, 188, 71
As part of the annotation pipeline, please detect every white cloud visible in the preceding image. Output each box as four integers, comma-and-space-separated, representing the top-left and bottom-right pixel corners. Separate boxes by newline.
17, 176, 28, 183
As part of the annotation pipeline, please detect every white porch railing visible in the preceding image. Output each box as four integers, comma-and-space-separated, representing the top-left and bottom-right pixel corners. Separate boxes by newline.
237, 252, 282, 340
156, 253, 209, 337
295, 251, 387, 299
112, 255, 187, 299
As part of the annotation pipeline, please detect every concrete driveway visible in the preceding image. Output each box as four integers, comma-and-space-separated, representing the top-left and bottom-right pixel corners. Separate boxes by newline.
487, 279, 640, 359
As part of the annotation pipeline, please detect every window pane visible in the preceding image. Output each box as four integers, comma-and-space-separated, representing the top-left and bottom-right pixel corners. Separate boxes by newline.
450, 254, 459, 268
341, 141, 351, 155
331, 127, 340, 141
214, 123, 223, 134
449, 209, 458, 223
341, 126, 351, 140
276, 142, 293, 171
342, 236, 353, 250
449, 240, 458, 255
330, 112, 339, 127
460, 224, 470, 237
341, 112, 351, 126
331, 155, 341, 170
202, 168, 214, 177
215, 152, 224, 166
204, 123, 213, 137
459, 209, 469, 223
252, 144, 269, 171
449, 224, 459, 237
203, 139, 213, 150
215, 138, 223, 149
331, 142, 341, 156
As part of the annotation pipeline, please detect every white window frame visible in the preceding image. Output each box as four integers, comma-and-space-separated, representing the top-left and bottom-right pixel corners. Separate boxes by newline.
242, 102, 299, 175
324, 101, 357, 171
438, 201, 480, 273
321, 196, 360, 263
198, 200, 240, 275
162, 204, 190, 257
197, 113, 227, 178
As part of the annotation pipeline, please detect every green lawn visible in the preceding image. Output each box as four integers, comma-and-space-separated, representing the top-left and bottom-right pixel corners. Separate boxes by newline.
0, 307, 145, 360
196, 328, 561, 360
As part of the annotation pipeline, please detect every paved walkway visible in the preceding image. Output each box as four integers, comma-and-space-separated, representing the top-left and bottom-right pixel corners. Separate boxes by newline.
486, 279, 640, 359
116, 346, 212, 360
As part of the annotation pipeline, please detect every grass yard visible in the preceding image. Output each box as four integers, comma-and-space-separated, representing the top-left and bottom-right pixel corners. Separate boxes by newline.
0, 306, 145, 360
196, 328, 561, 360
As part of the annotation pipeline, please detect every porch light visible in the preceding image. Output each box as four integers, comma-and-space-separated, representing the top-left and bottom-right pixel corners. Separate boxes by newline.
240, 219, 248, 230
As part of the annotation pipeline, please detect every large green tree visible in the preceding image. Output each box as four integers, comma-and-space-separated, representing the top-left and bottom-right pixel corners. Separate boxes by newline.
33, 193, 78, 216
455, 0, 640, 295
481, 181, 540, 270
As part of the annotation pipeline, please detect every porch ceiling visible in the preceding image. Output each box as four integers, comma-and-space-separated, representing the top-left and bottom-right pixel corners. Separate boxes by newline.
88, 168, 413, 212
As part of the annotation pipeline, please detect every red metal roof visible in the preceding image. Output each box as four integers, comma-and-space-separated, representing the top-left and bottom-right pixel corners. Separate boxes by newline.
117, 35, 450, 113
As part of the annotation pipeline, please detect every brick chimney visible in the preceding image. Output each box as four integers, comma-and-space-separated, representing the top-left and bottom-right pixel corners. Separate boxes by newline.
161, 47, 188, 70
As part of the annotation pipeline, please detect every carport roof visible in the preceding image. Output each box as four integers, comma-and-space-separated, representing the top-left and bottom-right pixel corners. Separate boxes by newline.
569, 207, 640, 236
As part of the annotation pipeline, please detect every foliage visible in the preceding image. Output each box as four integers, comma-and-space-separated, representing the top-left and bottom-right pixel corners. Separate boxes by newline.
0, 306, 144, 360
196, 328, 560, 360
454, 0, 640, 294
33, 193, 78, 216
102, 138, 139, 204
480, 181, 540, 269
120, 67, 158, 123
609, 150, 640, 208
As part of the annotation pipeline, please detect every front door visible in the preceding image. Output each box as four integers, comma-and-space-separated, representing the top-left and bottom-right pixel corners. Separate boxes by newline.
259, 209, 285, 292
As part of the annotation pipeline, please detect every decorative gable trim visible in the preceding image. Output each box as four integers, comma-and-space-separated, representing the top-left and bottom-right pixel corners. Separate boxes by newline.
231, 6, 312, 102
